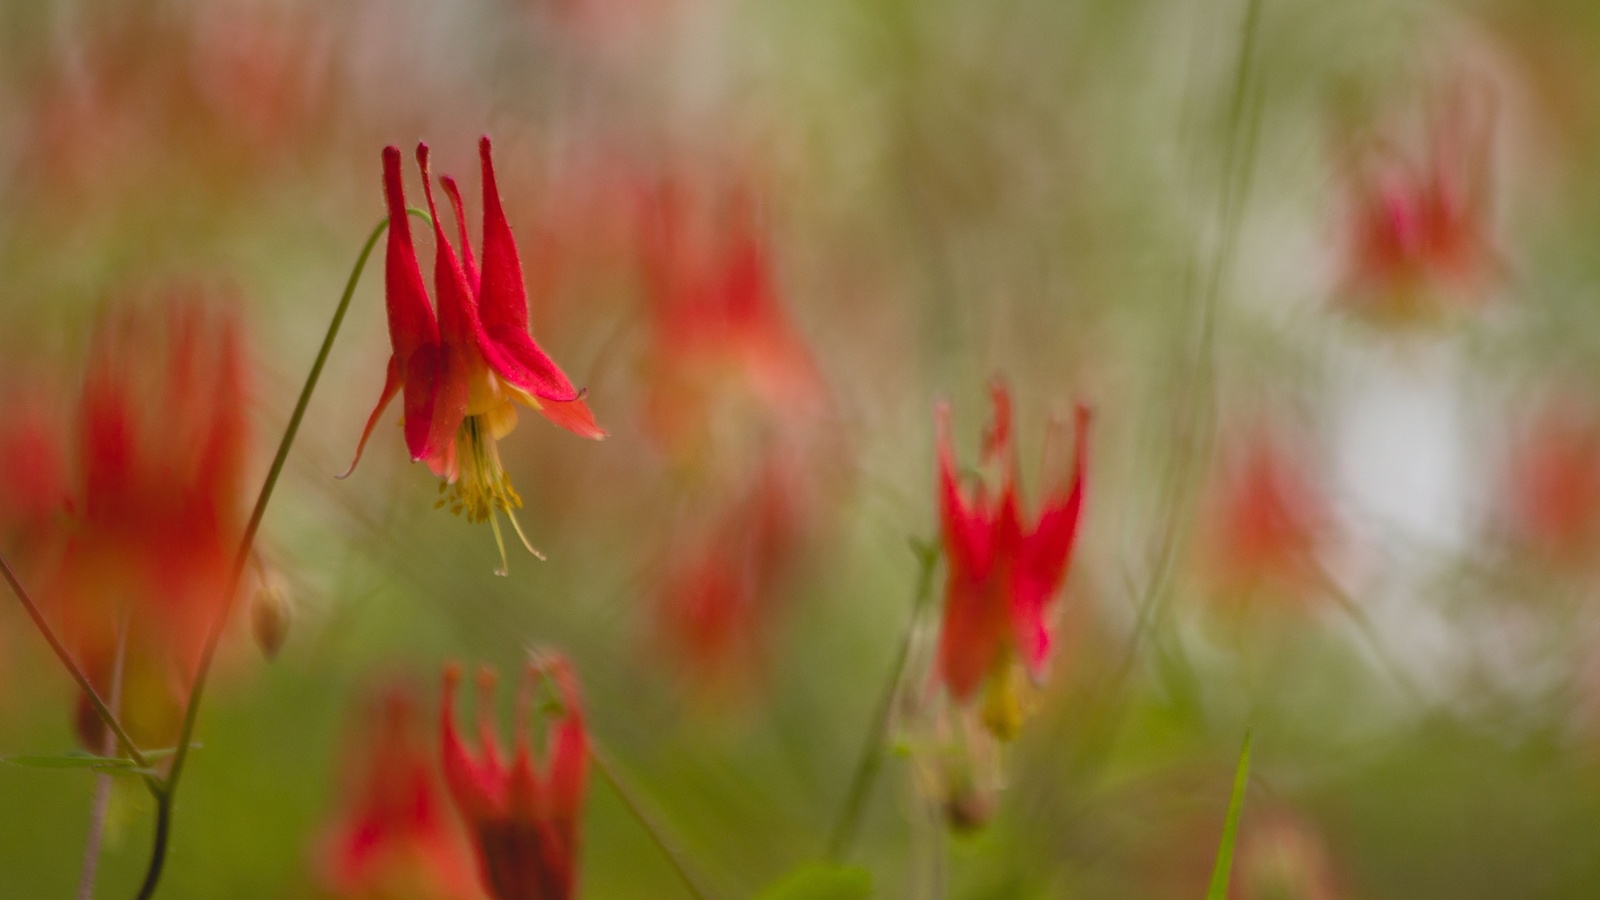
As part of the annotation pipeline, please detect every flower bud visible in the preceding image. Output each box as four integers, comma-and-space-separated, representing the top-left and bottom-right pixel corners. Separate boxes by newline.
251, 579, 292, 661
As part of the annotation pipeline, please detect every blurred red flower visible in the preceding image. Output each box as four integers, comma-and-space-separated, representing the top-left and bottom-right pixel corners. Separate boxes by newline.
635, 179, 826, 469
343, 139, 604, 572
318, 685, 483, 900
1336, 85, 1499, 327
1199, 427, 1331, 611
42, 297, 251, 751
1502, 398, 1600, 571
0, 384, 69, 552
935, 382, 1089, 739
441, 657, 588, 900
655, 457, 812, 686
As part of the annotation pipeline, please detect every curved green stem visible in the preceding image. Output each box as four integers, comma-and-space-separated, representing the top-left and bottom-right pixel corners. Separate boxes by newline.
0, 553, 150, 775
590, 742, 716, 900
826, 541, 939, 862
133, 208, 425, 899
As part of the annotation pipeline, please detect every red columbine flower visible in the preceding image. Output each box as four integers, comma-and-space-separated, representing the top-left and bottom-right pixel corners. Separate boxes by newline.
1199, 427, 1330, 611
318, 685, 483, 900
935, 382, 1090, 740
441, 657, 588, 900
1336, 85, 1498, 327
343, 138, 605, 573
51, 297, 250, 750
636, 178, 825, 467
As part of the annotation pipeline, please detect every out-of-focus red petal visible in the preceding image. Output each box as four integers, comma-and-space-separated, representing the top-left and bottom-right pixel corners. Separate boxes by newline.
1012, 405, 1090, 675
542, 657, 588, 837
440, 665, 506, 822
937, 402, 985, 576
937, 577, 1007, 701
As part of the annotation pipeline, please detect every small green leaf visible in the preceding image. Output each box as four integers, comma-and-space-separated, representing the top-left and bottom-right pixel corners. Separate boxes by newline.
757, 864, 871, 900
4, 751, 136, 770
1205, 729, 1254, 900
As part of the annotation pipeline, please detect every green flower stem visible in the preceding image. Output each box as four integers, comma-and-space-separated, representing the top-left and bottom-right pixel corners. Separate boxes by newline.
134, 208, 428, 900
591, 741, 717, 900
0, 553, 151, 775
826, 540, 940, 862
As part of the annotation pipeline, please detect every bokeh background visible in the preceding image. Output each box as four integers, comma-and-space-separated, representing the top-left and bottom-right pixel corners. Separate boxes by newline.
5, 0, 1600, 896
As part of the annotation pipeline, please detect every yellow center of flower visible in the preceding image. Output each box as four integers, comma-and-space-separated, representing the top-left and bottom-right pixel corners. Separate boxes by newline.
980, 658, 1028, 742
433, 413, 543, 574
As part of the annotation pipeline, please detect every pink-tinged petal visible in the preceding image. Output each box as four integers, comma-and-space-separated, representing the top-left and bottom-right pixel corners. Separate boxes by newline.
475, 136, 583, 403
1011, 405, 1090, 676
337, 353, 402, 479
402, 345, 443, 464
382, 146, 439, 361
534, 396, 606, 441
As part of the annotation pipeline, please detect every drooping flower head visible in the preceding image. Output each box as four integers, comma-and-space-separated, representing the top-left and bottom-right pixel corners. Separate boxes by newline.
636, 178, 826, 470
935, 381, 1090, 740
51, 296, 250, 750
441, 656, 588, 900
317, 685, 483, 900
1335, 82, 1499, 328
343, 138, 605, 573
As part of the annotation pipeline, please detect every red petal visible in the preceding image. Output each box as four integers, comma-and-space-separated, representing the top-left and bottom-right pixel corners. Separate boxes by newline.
542, 657, 588, 838
937, 576, 1007, 701
535, 396, 606, 441
416, 144, 483, 355
439, 665, 504, 822
423, 344, 471, 479
937, 401, 989, 578
440, 175, 479, 293
382, 146, 439, 362
1011, 405, 1090, 675
475, 136, 583, 403
402, 345, 442, 464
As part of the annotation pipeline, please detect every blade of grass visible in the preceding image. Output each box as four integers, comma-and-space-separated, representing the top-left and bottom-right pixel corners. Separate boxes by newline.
1205, 729, 1254, 900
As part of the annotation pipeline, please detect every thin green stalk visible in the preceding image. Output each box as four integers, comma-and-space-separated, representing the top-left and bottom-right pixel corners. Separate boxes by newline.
1138, 0, 1268, 684
0, 553, 150, 774
590, 742, 716, 900
1205, 729, 1254, 900
134, 208, 426, 899
826, 541, 939, 861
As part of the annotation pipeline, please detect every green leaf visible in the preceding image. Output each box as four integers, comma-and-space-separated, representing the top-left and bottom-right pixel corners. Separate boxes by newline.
756, 864, 872, 900
1205, 729, 1254, 900
4, 750, 137, 770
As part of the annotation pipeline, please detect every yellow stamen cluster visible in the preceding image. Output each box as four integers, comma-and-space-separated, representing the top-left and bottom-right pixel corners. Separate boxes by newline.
433, 415, 543, 574
980, 660, 1028, 742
